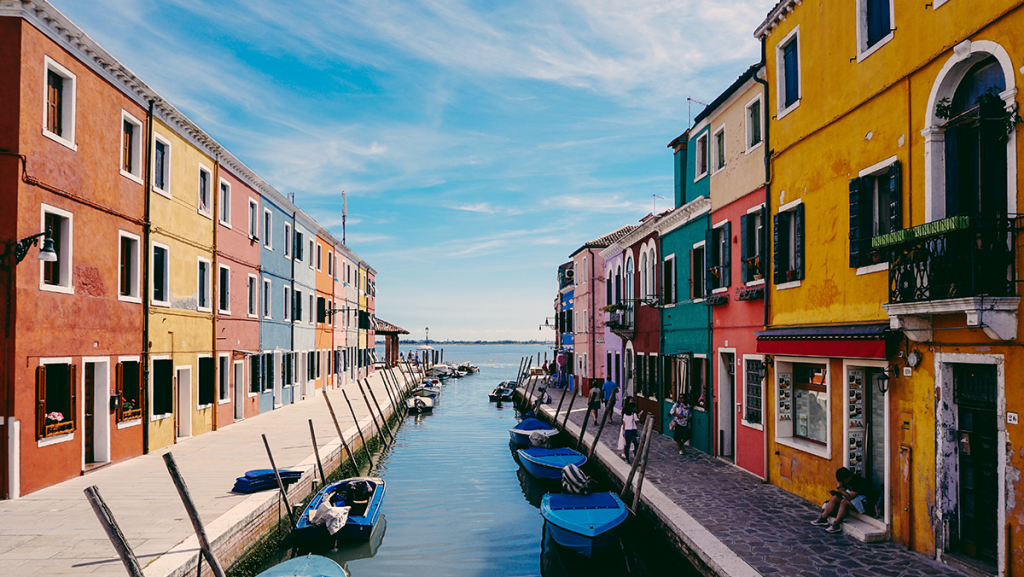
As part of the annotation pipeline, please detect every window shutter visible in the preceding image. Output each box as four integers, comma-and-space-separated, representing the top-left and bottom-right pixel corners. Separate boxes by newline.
759, 205, 768, 282
849, 177, 866, 268
794, 204, 805, 280
979, 115, 1009, 216
704, 228, 714, 294
773, 213, 782, 284
70, 363, 78, 432
722, 221, 732, 287
888, 161, 903, 232
115, 362, 124, 422
740, 214, 750, 282
137, 361, 145, 417
36, 365, 47, 439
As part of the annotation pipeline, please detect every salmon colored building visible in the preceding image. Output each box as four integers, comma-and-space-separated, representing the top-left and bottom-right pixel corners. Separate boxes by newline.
0, 6, 149, 497
315, 230, 336, 392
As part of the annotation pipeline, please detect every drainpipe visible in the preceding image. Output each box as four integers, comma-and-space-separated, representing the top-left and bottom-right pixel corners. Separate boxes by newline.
753, 36, 772, 482
211, 156, 219, 432
142, 99, 155, 454
589, 248, 596, 392
290, 210, 296, 403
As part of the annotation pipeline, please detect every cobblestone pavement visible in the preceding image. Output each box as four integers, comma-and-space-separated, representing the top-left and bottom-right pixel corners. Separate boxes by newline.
543, 387, 967, 577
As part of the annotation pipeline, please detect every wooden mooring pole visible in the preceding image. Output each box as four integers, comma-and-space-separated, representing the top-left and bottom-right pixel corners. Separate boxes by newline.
343, 389, 374, 467
632, 418, 657, 512
309, 419, 326, 485
552, 385, 568, 424
358, 379, 389, 444
324, 389, 361, 475
364, 378, 394, 441
621, 418, 654, 503
83, 485, 145, 577
560, 388, 577, 431
575, 402, 594, 451
588, 399, 614, 460
259, 436, 296, 525
162, 453, 228, 577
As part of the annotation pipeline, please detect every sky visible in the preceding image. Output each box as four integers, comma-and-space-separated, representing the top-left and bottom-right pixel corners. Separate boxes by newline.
53, 0, 776, 342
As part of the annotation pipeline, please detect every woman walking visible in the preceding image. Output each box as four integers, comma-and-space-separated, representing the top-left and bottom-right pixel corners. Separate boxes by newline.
621, 398, 640, 462
669, 396, 691, 454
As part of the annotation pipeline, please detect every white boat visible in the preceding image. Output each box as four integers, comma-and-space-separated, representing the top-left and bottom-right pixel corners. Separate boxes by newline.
406, 396, 434, 413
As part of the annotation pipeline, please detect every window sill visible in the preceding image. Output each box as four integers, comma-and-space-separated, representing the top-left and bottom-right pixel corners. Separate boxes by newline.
218, 398, 231, 406
118, 294, 143, 304
776, 280, 801, 291
38, 431, 75, 448
151, 413, 173, 422
741, 419, 764, 432
42, 129, 77, 151
692, 298, 706, 304
197, 306, 213, 313
219, 220, 232, 230
248, 392, 259, 398
745, 279, 766, 287
198, 209, 213, 220
693, 171, 709, 184
775, 435, 830, 459
712, 287, 729, 295
197, 403, 213, 411
152, 300, 170, 308
857, 32, 894, 63
218, 309, 231, 316
119, 169, 144, 185
744, 141, 764, 156
247, 313, 258, 319
777, 100, 801, 121
712, 165, 726, 176
39, 282, 74, 295
116, 418, 142, 430
856, 262, 889, 276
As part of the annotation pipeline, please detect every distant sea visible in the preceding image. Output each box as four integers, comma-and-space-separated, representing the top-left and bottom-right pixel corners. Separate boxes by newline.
374, 342, 556, 370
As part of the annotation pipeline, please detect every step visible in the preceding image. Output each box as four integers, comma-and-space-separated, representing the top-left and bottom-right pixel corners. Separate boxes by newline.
826, 514, 887, 543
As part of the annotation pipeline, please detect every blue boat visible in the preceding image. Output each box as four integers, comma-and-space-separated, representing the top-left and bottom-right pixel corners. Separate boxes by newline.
295, 477, 386, 543
256, 554, 345, 577
517, 447, 587, 480
509, 417, 557, 447
540, 492, 629, 557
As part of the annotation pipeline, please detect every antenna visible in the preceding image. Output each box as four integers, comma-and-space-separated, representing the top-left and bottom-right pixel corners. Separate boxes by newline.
687, 97, 709, 129
653, 194, 665, 213
342, 191, 347, 245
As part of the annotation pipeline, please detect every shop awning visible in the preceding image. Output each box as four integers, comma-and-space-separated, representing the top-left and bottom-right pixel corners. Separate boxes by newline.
755, 323, 890, 359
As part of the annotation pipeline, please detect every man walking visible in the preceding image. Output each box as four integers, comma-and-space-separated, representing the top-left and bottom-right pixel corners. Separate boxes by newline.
601, 378, 618, 423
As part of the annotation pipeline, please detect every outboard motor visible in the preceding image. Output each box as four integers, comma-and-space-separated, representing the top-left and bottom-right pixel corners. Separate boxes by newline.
530, 430, 553, 449
561, 464, 593, 495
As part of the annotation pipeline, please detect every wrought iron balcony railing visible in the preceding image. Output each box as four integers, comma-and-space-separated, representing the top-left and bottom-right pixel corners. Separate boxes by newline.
606, 309, 634, 337
876, 215, 1018, 304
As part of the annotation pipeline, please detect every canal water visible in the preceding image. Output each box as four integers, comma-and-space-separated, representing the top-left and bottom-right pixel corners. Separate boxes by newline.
257, 344, 696, 576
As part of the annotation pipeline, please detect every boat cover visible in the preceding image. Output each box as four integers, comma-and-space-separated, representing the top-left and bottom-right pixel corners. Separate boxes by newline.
515, 417, 553, 431
561, 463, 593, 495
546, 492, 620, 510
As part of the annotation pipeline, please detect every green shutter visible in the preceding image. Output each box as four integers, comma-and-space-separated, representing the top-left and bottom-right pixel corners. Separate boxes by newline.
705, 228, 715, 294
740, 214, 750, 282
722, 221, 732, 287
888, 161, 903, 232
849, 177, 866, 268
794, 203, 805, 280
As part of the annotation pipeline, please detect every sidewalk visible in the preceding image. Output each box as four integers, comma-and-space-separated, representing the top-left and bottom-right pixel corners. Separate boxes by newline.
0, 368, 414, 576
534, 386, 966, 577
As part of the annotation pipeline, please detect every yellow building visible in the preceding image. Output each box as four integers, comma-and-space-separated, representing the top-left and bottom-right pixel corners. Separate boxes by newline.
757, 1, 1024, 573
147, 109, 218, 450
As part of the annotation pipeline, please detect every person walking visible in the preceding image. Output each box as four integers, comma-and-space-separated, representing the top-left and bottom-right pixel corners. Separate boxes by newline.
669, 396, 692, 454
621, 398, 640, 461
587, 386, 602, 427
601, 379, 617, 423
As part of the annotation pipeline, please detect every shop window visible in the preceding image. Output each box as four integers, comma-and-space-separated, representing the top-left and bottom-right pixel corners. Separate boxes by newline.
152, 359, 174, 417
777, 362, 828, 446
198, 356, 215, 407
691, 244, 706, 299
849, 160, 902, 268
36, 361, 76, 439
741, 207, 767, 283
40, 206, 72, 293
773, 202, 805, 285
116, 360, 143, 422
706, 222, 731, 291
743, 359, 763, 425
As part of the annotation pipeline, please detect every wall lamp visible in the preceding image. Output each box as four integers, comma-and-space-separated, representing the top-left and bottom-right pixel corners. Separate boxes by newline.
1, 229, 57, 270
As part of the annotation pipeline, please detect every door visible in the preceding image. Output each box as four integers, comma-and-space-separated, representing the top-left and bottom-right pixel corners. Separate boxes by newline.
234, 361, 244, 420
954, 364, 998, 565
176, 367, 192, 438
84, 363, 95, 464
718, 353, 734, 461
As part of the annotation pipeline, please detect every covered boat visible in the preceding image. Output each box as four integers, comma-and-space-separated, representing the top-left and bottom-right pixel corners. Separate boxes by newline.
509, 416, 557, 447
295, 477, 386, 543
517, 447, 587, 480
540, 492, 628, 557
255, 554, 345, 577
406, 396, 434, 413
232, 469, 303, 494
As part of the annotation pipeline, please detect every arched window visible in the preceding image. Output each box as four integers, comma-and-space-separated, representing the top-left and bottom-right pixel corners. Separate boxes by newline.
625, 257, 634, 321
649, 248, 657, 297
615, 265, 622, 304
640, 252, 647, 298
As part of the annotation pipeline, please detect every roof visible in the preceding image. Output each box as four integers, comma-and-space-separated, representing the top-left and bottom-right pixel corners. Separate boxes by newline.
569, 225, 639, 257
667, 129, 690, 150
373, 318, 409, 335
692, 63, 763, 126
754, 0, 801, 40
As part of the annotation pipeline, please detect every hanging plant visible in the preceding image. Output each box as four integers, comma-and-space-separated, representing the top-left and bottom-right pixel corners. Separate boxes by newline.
936, 86, 1022, 142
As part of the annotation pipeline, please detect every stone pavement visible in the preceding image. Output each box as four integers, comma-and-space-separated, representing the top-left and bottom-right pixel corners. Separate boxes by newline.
535, 386, 967, 577
0, 367, 415, 576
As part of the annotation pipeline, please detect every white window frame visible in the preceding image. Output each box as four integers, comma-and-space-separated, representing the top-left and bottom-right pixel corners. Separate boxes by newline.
152, 133, 172, 199
42, 56, 77, 151
328, 250, 333, 276
151, 241, 170, 307
119, 110, 144, 183
197, 257, 212, 312
744, 94, 764, 155
218, 353, 232, 405
218, 179, 232, 228
247, 273, 258, 318
150, 354, 173, 421
776, 197, 803, 290
855, 155, 898, 276
855, 0, 895, 63
308, 240, 315, 269
740, 354, 765, 431
117, 230, 141, 303
295, 289, 303, 322
36, 356, 76, 447
316, 243, 323, 272
694, 132, 709, 181
932, 0, 950, 8
217, 264, 231, 315
712, 125, 726, 174
196, 353, 214, 410
776, 26, 802, 120
745, 203, 767, 286
309, 294, 315, 325
284, 285, 291, 321
294, 231, 303, 262
663, 254, 676, 305
691, 240, 706, 302
283, 222, 292, 257
263, 209, 273, 249
263, 278, 272, 319
39, 203, 73, 295
773, 356, 831, 459
248, 198, 259, 240
710, 220, 730, 294
197, 164, 213, 218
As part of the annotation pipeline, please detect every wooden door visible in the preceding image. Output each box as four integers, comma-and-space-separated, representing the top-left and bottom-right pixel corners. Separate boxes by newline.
84, 364, 95, 464
954, 364, 998, 564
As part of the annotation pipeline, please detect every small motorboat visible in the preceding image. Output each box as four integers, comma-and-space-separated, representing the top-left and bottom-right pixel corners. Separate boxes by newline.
517, 447, 587, 480
232, 469, 303, 494
256, 554, 345, 577
509, 416, 557, 447
458, 362, 479, 373
295, 477, 386, 543
425, 365, 451, 379
488, 381, 515, 402
406, 396, 434, 413
410, 383, 441, 398
541, 492, 629, 557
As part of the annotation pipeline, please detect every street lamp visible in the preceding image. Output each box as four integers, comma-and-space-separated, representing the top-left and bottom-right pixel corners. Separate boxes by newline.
425, 327, 429, 346
1, 229, 57, 270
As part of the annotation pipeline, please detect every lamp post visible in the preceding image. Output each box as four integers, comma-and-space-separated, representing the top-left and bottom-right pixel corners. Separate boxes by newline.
1, 229, 57, 270
425, 327, 429, 347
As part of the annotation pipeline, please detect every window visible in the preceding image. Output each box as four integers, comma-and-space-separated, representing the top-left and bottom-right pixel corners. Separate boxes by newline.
746, 96, 763, 151
248, 199, 259, 239
744, 359, 763, 425
198, 356, 215, 408
218, 265, 230, 314
250, 355, 260, 394
741, 207, 767, 283
691, 244, 706, 300
247, 274, 258, 317
284, 286, 291, 321
858, 0, 893, 56
792, 363, 827, 443
309, 294, 315, 325
262, 353, 273, 393
328, 251, 333, 276
317, 296, 326, 323
295, 289, 303, 322
581, 257, 587, 284
153, 135, 171, 196
197, 258, 211, 312
283, 353, 293, 386
774, 202, 805, 285
39, 206, 73, 293
284, 223, 292, 257
850, 160, 901, 268
219, 355, 230, 402
43, 57, 76, 148
198, 165, 212, 216
309, 240, 315, 269
36, 361, 76, 439
116, 360, 143, 422
120, 112, 143, 181
695, 132, 709, 180
118, 232, 140, 301
263, 279, 271, 318
777, 27, 801, 115
317, 244, 322, 271
684, 357, 708, 410
263, 210, 273, 249
663, 256, 675, 305
152, 243, 169, 305
713, 127, 726, 172
706, 222, 731, 291
219, 180, 231, 226
152, 358, 173, 417
295, 231, 304, 261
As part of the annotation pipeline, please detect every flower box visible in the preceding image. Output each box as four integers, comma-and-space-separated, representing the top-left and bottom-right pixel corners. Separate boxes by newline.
44, 420, 74, 437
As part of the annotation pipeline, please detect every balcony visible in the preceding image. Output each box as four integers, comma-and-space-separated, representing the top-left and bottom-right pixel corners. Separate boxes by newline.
878, 215, 1021, 341
606, 308, 634, 340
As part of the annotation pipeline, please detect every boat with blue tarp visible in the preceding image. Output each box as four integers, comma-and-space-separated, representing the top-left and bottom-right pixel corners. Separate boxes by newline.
540, 492, 629, 557
255, 554, 345, 577
509, 415, 557, 447
295, 477, 386, 543
517, 447, 587, 480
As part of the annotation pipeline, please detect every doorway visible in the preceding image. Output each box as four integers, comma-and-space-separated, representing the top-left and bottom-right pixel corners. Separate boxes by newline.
176, 366, 192, 438
83, 360, 110, 469
846, 366, 886, 521
234, 361, 245, 420
953, 364, 998, 565
718, 351, 735, 461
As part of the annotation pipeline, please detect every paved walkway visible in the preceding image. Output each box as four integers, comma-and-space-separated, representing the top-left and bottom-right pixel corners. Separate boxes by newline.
0, 367, 416, 576
533, 385, 966, 577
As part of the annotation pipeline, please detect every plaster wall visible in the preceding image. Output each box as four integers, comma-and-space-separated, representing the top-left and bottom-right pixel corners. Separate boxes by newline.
258, 193, 291, 414
708, 81, 766, 210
